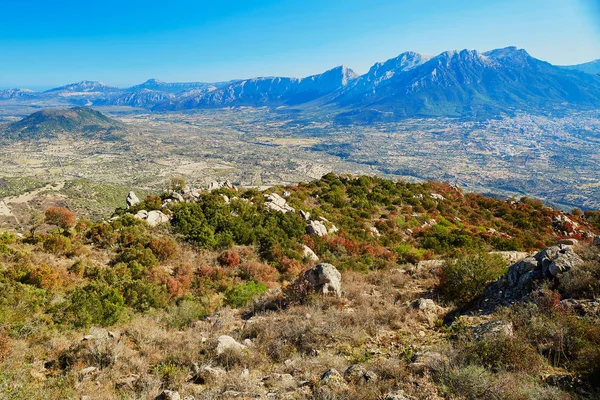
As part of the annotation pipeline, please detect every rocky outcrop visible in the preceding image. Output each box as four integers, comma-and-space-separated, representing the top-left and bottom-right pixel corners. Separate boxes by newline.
264, 193, 295, 213
489, 251, 530, 265
306, 220, 328, 236
207, 180, 236, 191
304, 263, 342, 296
126, 191, 140, 208
476, 245, 584, 312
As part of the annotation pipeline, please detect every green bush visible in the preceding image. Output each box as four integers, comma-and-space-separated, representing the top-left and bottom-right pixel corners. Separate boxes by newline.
439, 252, 507, 306
225, 281, 268, 308
166, 296, 207, 329
58, 282, 126, 328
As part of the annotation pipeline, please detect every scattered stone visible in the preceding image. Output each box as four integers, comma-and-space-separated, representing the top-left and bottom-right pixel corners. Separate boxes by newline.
126, 191, 140, 208
343, 364, 367, 382
410, 352, 448, 375
78, 366, 98, 378
369, 226, 381, 237
302, 245, 319, 262
304, 263, 342, 296
472, 320, 514, 341
192, 364, 226, 384
216, 335, 247, 355
343, 364, 377, 383
384, 391, 416, 400
560, 298, 600, 317
320, 369, 344, 385
431, 193, 445, 201
156, 390, 180, 400
240, 368, 250, 378
115, 374, 139, 390
411, 298, 438, 313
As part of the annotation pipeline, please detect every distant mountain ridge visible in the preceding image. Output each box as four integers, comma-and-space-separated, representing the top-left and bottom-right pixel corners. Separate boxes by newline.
561, 59, 600, 75
3, 47, 600, 121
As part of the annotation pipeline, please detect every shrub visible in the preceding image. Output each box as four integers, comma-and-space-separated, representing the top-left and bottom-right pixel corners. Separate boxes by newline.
225, 281, 268, 308
439, 252, 507, 306
42, 234, 72, 255
45, 206, 76, 231
148, 236, 179, 262
218, 249, 240, 268
58, 282, 126, 328
166, 296, 207, 329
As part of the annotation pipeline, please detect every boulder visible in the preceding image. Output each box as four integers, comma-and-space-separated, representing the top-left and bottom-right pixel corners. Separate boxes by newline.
306, 220, 328, 237
146, 210, 171, 227
134, 210, 148, 220
299, 210, 311, 221
302, 245, 319, 262
304, 263, 342, 296
411, 298, 440, 318
472, 320, 514, 341
126, 191, 140, 208
171, 192, 184, 203
409, 351, 448, 375
216, 335, 247, 355
548, 248, 583, 277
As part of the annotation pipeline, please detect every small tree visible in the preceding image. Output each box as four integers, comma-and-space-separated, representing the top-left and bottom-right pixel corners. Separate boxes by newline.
28, 210, 45, 238
45, 206, 76, 232
168, 176, 187, 192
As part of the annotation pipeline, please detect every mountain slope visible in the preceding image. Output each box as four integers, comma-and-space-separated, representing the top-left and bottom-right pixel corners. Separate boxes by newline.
3, 107, 124, 140
329, 47, 600, 121
562, 59, 600, 75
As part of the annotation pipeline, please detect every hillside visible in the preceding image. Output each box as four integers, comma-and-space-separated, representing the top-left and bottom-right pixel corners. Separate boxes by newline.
562, 60, 600, 75
0, 174, 599, 399
3, 107, 124, 140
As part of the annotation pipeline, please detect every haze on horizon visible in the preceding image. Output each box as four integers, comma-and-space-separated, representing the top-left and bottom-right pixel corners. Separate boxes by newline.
1, 0, 599, 90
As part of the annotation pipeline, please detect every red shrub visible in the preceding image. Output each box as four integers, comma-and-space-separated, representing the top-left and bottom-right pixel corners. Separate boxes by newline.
45, 206, 76, 230
238, 261, 279, 286
217, 249, 240, 268
149, 237, 179, 261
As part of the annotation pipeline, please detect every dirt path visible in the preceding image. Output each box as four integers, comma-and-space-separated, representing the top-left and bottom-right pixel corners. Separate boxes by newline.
0, 181, 66, 218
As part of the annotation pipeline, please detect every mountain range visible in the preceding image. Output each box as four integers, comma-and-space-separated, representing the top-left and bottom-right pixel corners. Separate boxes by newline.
1, 47, 599, 121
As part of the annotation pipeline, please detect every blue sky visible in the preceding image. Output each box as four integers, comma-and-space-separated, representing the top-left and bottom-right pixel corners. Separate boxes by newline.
0, 0, 598, 89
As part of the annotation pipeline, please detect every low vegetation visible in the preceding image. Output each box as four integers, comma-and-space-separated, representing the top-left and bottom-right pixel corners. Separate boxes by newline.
0, 174, 598, 399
